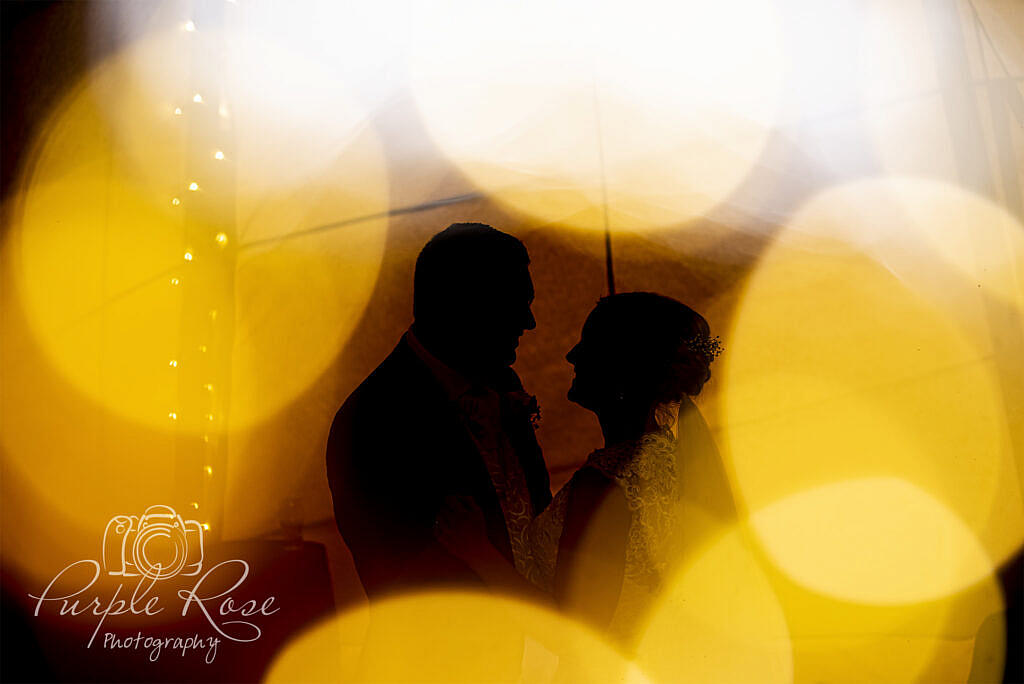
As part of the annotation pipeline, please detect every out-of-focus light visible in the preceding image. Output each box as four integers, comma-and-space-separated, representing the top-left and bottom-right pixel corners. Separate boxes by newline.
188, 181, 199, 191
192, 93, 203, 103
202, 435, 210, 443
168, 412, 177, 420
214, 232, 228, 246
752, 478, 998, 602
8, 24, 390, 441
409, 0, 783, 231
265, 592, 638, 683
201, 522, 210, 530
214, 150, 225, 160
183, 20, 196, 32
171, 197, 180, 206
191, 501, 200, 509
218, 104, 229, 119
173, 107, 182, 116
204, 465, 213, 475
168, 359, 178, 368
204, 383, 214, 391
170, 277, 179, 285
209, 309, 217, 320
637, 527, 792, 684
183, 251, 193, 262
198, 345, 207, 352
721, 178, 1024, 586
206, 413, 214, 422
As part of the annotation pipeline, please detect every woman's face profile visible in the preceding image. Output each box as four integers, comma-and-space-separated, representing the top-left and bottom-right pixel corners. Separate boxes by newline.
565, 309, 618, 411
566, 303, 715, 411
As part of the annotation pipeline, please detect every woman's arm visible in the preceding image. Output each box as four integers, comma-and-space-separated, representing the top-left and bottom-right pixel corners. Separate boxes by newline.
553, 467, 630, 632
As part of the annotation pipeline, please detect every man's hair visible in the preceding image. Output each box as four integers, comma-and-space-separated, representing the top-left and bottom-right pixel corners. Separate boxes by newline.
413, 223, 530, 321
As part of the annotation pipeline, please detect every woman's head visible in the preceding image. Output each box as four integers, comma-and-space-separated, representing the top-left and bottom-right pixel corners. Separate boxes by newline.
566, 292, 721, 418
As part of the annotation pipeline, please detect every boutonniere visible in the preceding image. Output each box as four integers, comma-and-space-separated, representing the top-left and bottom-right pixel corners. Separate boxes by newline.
505, 390, 541, 428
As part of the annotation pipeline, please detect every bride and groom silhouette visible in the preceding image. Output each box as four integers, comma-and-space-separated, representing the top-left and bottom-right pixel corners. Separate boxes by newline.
326, 222, 728, 647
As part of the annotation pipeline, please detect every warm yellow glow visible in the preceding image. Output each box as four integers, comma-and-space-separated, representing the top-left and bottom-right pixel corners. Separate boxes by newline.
7, 34, 387, 469
170, 196, 180, 205
201, 522, 210, 530
720, 177, 1024, 593
213, 150, 224, 160
187, 181, 198, 191
636, 527, 792, 684
183, 20, 196, 32
191, 501, 199, 509
192, 93, 202, 103
168, 412, 177, 420
173, 107, 182, 116
169, 277, 179, 285
214, 232, 227, 245
409, 0, 783, 231
198, 344, 207, 352
752, 478, 997, 603
267, 592, 644, 683
168, 359, 177, 367
204, 465, 213, 475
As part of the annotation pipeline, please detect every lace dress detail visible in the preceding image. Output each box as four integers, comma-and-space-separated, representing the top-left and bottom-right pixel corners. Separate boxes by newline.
523, 430, 679, 646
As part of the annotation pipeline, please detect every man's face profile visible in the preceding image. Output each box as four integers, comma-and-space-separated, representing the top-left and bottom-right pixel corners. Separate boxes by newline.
464, 263, 536, 369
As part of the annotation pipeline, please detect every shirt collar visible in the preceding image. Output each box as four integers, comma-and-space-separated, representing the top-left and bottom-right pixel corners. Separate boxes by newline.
405, 329, 474, 401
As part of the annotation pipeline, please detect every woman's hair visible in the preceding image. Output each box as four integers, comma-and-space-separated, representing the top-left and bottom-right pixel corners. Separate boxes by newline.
590, 292, 721, 417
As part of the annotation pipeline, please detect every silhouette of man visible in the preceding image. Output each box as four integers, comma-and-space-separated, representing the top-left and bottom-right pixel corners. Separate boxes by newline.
326, 223, 551, 600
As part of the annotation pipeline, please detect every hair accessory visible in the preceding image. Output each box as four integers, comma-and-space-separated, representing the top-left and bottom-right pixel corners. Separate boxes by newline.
685, 334, 723, 362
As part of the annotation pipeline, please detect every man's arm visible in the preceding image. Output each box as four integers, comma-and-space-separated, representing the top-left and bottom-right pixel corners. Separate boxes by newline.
326, 398, 482, 597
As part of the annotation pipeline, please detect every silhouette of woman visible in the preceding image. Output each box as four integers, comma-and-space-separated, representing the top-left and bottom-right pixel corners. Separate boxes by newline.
436, 292, 727, 649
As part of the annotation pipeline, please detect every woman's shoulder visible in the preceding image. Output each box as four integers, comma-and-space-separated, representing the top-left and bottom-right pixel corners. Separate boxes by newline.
583, 430, 677, 483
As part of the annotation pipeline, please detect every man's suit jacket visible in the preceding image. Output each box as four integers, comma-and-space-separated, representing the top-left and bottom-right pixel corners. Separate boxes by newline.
326, 336, 551, 600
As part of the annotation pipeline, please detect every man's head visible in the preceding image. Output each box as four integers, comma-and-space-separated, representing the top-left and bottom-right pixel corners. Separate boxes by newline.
413, 223, 535, 375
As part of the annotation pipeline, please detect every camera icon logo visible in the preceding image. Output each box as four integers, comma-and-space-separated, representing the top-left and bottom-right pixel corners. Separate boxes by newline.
102, 505, 205, 580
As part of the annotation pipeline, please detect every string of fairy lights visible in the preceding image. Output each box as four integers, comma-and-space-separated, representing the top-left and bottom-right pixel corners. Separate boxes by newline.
165, 6, 235, 535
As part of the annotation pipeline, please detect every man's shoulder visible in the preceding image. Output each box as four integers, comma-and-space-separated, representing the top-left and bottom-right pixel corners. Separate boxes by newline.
330, 338, 440, 429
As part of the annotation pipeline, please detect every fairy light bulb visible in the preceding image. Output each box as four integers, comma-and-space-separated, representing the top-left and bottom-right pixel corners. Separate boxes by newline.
171, 197, 181, 206
183, 251, 193, 262
184, 20, 196, 32
168, 412, 178, 420
215, 232, 228, 246
204, 465, 213, 475
198, 345, 208, 353
204, 383, 214, 391
191, 502, 200, 509
193, 93, 203, 103
168, 359, 178, 368
188, 181, 199, 191
202, 523, 211, 531
170, 277, 180, 286
214, 150, 225, 160
173, 107, 182, 116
